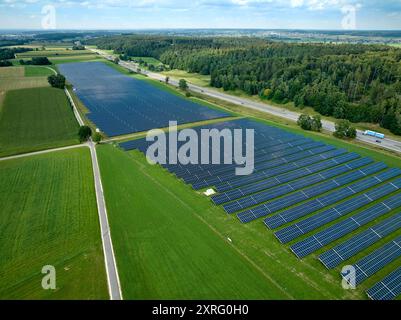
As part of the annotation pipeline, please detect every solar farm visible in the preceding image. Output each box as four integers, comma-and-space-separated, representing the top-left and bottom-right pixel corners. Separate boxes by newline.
58, 62, 230, 137
121, 118, 401, 301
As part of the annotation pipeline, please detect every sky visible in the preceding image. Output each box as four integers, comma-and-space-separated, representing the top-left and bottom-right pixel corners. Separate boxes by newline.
0, 0, 401, 30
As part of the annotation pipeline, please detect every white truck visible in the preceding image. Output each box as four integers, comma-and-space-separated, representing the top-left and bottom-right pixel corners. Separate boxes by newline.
363, 130, 385, 140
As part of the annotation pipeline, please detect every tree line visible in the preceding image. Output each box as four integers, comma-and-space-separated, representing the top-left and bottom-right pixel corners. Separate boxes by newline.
90, 35, 401, 135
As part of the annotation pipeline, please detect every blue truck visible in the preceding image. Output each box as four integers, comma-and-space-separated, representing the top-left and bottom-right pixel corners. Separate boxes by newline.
363, 130, 385, 139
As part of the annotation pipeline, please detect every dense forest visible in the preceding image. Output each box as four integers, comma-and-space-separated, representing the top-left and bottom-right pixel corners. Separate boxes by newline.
90, 36, 401, 135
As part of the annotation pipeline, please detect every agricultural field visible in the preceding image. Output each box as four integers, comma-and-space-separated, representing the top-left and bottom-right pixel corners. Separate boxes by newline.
0, 66, 49, 92
0, 87, 79, 157
0, 148, 108, 299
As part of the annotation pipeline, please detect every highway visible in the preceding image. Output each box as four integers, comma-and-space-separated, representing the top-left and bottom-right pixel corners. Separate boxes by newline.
91, 48, 401, 155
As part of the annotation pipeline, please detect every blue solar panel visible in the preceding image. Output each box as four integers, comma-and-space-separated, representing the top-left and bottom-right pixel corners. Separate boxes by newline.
342, 235, 401, 286
190, 146, 340, 190
223, 156, 361, 214
291, 193, 401, 258
270, 169, 401, 235
59, 61, 230, 137
320, 211, 401, 269
212, 153, 361, 205
367, 267, 401, 300
213, 146, 343, 192
237, 162, 387, 223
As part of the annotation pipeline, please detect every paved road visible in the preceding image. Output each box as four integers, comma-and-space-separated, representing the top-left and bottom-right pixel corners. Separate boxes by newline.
0, 144, 86, 162
91, 49, 401, 155
88, 141, 123, 300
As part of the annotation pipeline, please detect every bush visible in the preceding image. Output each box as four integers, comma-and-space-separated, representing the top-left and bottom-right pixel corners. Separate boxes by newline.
297, 114, 322, 132
31, 57, 51, 65
78, 126, 92, 143
333, 120, 357, 139
179, 79, 188, 91
92, 132, 102, 143
48, 74, 66, 89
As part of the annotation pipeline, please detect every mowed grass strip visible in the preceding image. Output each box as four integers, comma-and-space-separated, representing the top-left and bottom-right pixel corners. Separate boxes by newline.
0, 87, 79, 157
0, 148, 108, 299
98, 145, 309, 299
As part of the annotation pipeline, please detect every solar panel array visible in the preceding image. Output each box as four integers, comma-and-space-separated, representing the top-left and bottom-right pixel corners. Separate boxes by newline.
291, 194, 401, 258
319, 211, 401, 269
342, 235, 401, 286
272, 173, 401, 242
120, 118, 401, 300
58, 62, 230, 137
367, 267, 401, 300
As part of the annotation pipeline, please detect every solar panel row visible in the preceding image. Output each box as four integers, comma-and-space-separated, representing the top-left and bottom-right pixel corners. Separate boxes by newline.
237, 162, 387, 223
223, 155, 362, 214
213, 146, 344, 193
291, 193, 401, 258
367, 267, 401, 300
271, 170, 401, 240
169, 138, 311, 176
319, 211, 401, 269
179, 141, 325, 182
342, 235, 401, 286
213, 153, 361, 206
190, 146, 339, 190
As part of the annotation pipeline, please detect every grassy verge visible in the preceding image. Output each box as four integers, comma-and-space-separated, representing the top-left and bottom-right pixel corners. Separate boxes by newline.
0, 87, 79, 157
0, 148, 108, 299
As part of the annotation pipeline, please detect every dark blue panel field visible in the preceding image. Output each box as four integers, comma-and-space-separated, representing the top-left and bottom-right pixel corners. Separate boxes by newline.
58, 62, 230, 137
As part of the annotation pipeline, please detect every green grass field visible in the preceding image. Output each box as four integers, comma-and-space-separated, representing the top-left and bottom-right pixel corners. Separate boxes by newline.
0, 148, 108, 299
24, 66, 56, 77
97, 144, 364, 300
0, 87, 79, 157
161, 69, 211, 87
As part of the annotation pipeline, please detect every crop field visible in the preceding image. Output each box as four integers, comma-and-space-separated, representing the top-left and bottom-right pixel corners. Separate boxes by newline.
0, 67, 49, 92
58, 61, 230, 137
0, 87, 79, 157
116, 117, 401, 300
0, 148, 108, 299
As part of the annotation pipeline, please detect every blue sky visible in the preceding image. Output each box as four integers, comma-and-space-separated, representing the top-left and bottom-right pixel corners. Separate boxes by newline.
0, 0, 401, 30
